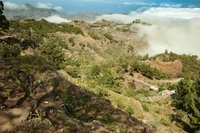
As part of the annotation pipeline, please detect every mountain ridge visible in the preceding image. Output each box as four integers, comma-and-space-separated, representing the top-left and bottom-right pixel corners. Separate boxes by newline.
4, 3, 98, 21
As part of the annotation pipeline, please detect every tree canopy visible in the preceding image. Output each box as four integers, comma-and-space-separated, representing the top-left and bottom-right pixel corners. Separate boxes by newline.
0, 1, 9, 30
173, 76, 200, 132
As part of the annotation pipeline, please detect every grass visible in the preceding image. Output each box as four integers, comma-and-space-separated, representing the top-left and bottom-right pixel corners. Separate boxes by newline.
10, 19, 84, 37
1, 18, 190, 132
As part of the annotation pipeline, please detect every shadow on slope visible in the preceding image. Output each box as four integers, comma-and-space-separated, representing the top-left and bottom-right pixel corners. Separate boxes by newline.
0, 55, 155, 133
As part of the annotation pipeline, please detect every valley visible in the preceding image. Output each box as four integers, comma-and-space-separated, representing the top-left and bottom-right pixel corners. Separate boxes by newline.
1, 3, 200, 132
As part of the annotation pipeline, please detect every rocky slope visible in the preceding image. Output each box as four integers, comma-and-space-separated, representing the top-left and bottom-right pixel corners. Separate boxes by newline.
0, 18, 194, 133
0, 55, 154, 133
0, 19, 156, 132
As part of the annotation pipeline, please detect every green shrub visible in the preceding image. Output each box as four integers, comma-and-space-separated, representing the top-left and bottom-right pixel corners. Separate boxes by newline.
0, 1, 9, 30
160, 118, 171, 126
68, 37, 75, 47
10, 20, 84, 37
66, 67, 80, 78
157, 52, 200, 78
131, 61, 171, 80
104, 33, 113, 40
7, 55, 55, 72
98, 72, 113, 85
38, 37, 66, 69
173, 76, 200, 132
0, 43, 21, 59
97, 72, 118, 88
89, 65, 101, 77
116, 99, 125, 109
0, 91, 10, 99
62, 24, 84, 35
89, 31, 100, 40
125, 106, 134, 116
124, 88, 135, 97
142, 103, 149, 112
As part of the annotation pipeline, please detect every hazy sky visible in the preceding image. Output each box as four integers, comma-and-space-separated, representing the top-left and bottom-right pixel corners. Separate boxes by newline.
3, 0, 200, 13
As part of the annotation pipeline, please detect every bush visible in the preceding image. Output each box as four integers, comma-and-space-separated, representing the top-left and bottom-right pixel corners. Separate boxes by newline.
124, 88, 135, 97
142, 103, 149, 112
104, 33, 113, 41
0, 43, 21, 59
97, 72, 114, 87
9, 55, 55, 72
125, 106, 134, 116
173, 76, 200, 132
159, 52, 200, 78
131, 61, 171, 80
68, 37, 75, 47
97, 71, 120, 89
116, 99, 125, 109
0, 1, 9, 30
89, 31, 100, 40
38, 37, 66, 69
10, 20, 84, 37
89, 65, 101, 77
66, 67, 80, 78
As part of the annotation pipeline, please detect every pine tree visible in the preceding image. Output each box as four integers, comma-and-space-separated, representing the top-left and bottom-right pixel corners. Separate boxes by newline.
0, 1, 9, 30
173, 76, 200, 131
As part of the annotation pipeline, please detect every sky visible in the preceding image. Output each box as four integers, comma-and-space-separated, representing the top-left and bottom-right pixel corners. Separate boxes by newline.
2, 0, 200, 13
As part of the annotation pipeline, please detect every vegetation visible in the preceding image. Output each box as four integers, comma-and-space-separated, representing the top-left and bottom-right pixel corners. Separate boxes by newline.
0, 43, 21, 59
68, 37, 75, 47
87, 65, 121, 93
125, 106, 134, 116
10, 19, 84, 37
89, 31, 101, 40
104, 33, 113, 41
131, 61, 172, 80
1, 9, 196, 132
158, 52, 200, 78
0, 1, 9, 30
172, 76, 200, 132
37, 37, 66, 69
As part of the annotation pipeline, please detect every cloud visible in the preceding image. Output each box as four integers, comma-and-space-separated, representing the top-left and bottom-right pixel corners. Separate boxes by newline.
96, 7, 200, 57
4, 2, 26, 10
134, 7, 200, 20
4, 2, 64, 11
43, 15, 71, 24
81, 0, 113, 3
136, 20, 200, 56
36, 2, 53, 9
122, 2, 156, 6
36, 2, 64, 11
160, 3, 182, 8
122, 2, 133, 5
54, 6, 63, 11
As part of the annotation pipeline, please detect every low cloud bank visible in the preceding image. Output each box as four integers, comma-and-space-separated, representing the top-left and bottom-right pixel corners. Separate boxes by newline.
43, 15, 71, 24
36, 2, 53, 9
96, 7, 200, 57
4, 2, 63, 11
4, 2, 26, 10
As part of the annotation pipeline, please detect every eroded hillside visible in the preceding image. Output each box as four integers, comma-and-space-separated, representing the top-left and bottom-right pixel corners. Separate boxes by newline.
1, 19, 200, 133
0, 18, 154, 133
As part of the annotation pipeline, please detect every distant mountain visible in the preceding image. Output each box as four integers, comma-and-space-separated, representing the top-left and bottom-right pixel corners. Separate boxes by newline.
4, 3, 98, 21
4, 3, 60, 20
